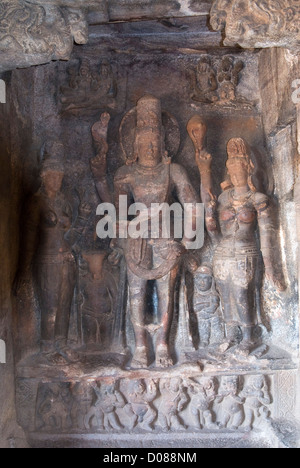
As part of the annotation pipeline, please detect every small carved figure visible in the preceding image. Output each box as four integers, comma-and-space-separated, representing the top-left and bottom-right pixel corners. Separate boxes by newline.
157, 378, 188, 430
61, 60, 117, 113
189, 376, 218, 430
84, 381, 125, 431
217, 56, 244, 102
240, 375, 272, 431
37, 383, 72, 431
188, 117, 286, 355
188, 261, 222, 348
79, 250, 117, 349
216, 376, 244, 430
124, 379, 158, 431
92, 60, 117, 99
190, 56, 218, 103
60, 59, 94, 108
70, 382, 94, 431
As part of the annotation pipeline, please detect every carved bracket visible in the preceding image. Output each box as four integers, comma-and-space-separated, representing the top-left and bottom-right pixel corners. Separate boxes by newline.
210, 0, 300, 50
0, 0, 89, 73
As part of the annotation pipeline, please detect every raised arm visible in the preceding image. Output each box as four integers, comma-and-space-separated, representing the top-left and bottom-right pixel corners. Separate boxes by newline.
187, 115, 219, 243
187, 115, 215, 205
255, 193, 286, 292
90, 112, 112, 204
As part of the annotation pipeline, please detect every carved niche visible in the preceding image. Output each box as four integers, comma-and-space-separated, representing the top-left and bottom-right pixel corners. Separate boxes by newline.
11, 35, 299, 447
188, 54, 254, 108
60, 58, 117, 115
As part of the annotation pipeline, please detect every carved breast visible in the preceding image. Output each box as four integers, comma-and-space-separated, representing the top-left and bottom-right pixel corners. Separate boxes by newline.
218, 190, 258, 238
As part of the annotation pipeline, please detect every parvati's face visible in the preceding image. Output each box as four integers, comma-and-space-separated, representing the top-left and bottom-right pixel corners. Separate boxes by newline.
226, 158, 249, 188
137, 130, 161, 167
42, 171, 64, 195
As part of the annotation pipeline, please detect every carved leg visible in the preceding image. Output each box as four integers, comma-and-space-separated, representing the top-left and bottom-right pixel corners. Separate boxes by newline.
170, 414, 185, 430
231, 409, 244, 430
198, 319, 210, 348
203, 410, 217, 430
155, 266, 178, 368
82, 314, 98, 346
218, 411, 230, 429
127, 270, 148, 368
107, 412, 123, 431
140, 407, 156, 431
157, 411, 169, 430
54, 260, 76, 345
215, 278, 240, 352
234, 282, 262, 355
243, 407, 254, 432
123, 403, 137, 430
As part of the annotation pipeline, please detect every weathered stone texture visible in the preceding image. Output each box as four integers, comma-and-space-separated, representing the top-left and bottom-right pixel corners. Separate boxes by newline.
210, 0, 300, 50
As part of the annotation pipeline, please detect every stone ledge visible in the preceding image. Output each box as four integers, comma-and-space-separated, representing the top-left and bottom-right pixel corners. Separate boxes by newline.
27, 429, 275, 448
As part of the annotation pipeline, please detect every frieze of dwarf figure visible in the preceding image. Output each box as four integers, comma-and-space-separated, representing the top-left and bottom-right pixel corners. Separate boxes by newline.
240, 375, 272, 431
70, 382, 94, 431
215, 376, 245, 430
84, 381, 125, 431
189, 376, 218, 430
36, 382, 73, 432
123, 379, 158, 431
156, 378, 189, 431
32, 374, 273, 434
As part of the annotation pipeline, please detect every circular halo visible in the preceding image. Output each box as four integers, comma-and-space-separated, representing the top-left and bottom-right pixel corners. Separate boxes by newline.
119, 106, 181, 163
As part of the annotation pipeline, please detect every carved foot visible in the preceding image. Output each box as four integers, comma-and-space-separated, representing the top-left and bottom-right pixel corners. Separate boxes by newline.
131, 346, 148, 369
44, 352, 69, 366
250, 344, 269, 358
218, 339, 237, 354
237, 340, 268, 358
155, 344, 173, 368
140, 422, 153, 432
56, 346, 80, 363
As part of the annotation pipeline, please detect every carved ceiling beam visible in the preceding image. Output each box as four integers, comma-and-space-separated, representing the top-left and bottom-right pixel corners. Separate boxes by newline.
1, 0, 300, 74
210, 0, 300, 50
0, 0, 214, 73
26, 0, 213, 22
